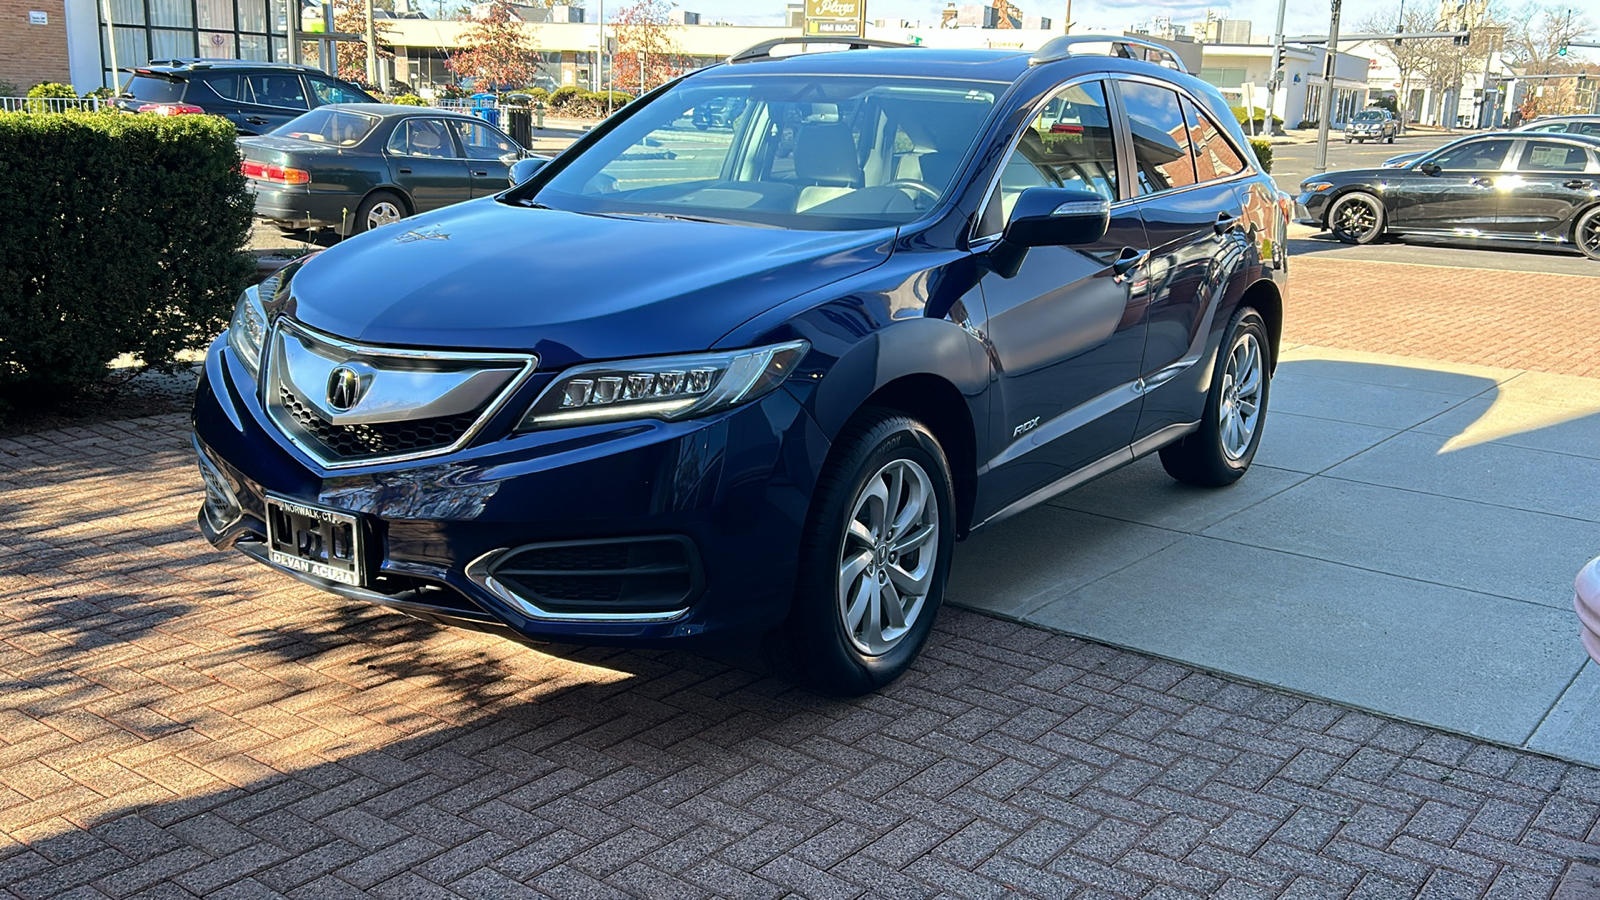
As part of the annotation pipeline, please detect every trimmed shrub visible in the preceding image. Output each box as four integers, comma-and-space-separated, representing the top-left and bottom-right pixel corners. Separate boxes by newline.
0, 112, 254, 403
26, 82, 78, 113
522, 87, 550, 103
1230, 105, 1282, 133
548, 85, 585, 109
389, 93, 427, 106
1249, 138, 1272, 173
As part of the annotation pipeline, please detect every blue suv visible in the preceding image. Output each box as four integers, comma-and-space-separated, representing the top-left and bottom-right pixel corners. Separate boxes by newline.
195, 36, 1290, 695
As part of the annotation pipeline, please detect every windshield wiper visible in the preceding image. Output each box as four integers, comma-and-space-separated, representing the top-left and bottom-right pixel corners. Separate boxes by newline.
606, 211, 774, 228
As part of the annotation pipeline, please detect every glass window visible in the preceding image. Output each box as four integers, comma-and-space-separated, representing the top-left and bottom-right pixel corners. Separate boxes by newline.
387, 118, 456, 157
272, 108, 379, 145
150, 29, 197, 60
237, 0, 267, 32
202, 74, 244, 101
1518, 140, 1590, 173
1528, 122, 1568, 132
448, 119, 518, 159
125, 74, 187, 103
1184, 99, 1246, 182
533, 75, 1000, 230
148, 0, 192, 28
196, 0, 233, 30
307, 76, 369, 105
976, 80, 1118, 236
1120, 81, 1197, 195
1429, 138, 1513, 171
1577, 122, 1600, 136
238, 34, 270, 61
246, 73, 308, 109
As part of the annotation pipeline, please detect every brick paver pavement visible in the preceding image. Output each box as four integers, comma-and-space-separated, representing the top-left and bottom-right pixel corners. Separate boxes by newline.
2, 415, 1599, 898
1285, 258, 1600, 379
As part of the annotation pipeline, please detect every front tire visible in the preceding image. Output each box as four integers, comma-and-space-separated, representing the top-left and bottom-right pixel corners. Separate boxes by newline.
782, 409, 955, 696
1327, 191, 1386, 244
1575, 206, 1600, 261
1160, 307, 1271, 487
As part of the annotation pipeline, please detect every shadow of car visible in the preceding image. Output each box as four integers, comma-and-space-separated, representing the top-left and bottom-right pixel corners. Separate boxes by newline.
242, 103, 534, 237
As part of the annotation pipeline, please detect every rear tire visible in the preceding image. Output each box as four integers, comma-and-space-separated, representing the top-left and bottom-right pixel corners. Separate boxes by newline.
1160, 307, 1271, 487
1577, 206, 1600, 262
352, 190, 407, 235
781, 409, 955, 696
1327, 191, 1385, 244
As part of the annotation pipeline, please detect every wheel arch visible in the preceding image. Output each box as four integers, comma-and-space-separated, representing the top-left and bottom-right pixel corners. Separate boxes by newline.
1321, 186, 1386, 230
858, 374, 980, 540
1236, 278, 1283, 373
1571, 200, 1600, 252
338, 185, 415, 236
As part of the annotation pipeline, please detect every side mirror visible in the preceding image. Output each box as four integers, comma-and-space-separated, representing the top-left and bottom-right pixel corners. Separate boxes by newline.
1419, 162, 1442, 176
987, 187, 1110, 278
508, 156, 549, 186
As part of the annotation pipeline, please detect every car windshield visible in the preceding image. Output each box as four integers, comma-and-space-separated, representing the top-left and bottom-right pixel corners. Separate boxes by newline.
1353, 110, 1385, 121
125, 75, 186, 103
271, 108, 380, 146
528, 74, 1002, 230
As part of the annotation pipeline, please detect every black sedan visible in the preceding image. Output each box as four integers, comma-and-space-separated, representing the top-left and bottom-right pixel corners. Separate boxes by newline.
1296, 131, 1600, 260
241, 104, 531, 237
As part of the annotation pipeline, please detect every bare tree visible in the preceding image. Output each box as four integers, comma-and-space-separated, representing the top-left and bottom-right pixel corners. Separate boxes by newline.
1503, 3, 1592, 74
1356, 7, 1452, 122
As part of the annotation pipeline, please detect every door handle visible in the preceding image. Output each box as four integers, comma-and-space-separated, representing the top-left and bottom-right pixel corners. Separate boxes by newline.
398, 167, 412, 174
471, 169, 490, 177
1214, 212, 1239, 235
245, 116, 268, 125
1471, 177, 1494, 188
1564, 179, 1592, 190
1112, 247, 1147, 280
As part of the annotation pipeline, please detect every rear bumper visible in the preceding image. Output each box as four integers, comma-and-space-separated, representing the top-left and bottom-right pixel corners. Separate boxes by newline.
251, 183, 360, 229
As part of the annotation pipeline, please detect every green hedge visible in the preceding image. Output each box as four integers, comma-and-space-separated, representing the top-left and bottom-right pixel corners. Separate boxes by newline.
1248, 138, 1272, 173
0, 112, 254, 402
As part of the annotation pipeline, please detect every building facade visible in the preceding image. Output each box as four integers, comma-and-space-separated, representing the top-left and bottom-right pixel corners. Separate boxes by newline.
3, 0, 73, 89
1197, 43, 1372, 128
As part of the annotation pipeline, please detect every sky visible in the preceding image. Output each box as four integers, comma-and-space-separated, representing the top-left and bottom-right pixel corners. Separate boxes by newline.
677, 0, 1421, 37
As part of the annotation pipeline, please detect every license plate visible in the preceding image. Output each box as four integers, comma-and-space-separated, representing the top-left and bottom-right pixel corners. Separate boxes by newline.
265, 495, 366, 587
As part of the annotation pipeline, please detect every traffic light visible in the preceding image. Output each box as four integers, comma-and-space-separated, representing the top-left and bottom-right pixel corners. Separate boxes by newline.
1394, 25, 1404, 46
1559, 42, 1569, 55
1453, 29, 1470, 46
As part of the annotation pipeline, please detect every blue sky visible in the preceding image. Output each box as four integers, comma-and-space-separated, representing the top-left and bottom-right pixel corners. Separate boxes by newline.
681, 0, 1402, 37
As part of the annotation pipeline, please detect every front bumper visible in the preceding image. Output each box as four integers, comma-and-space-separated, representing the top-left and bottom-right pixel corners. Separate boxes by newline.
193, 334, 827, 647
1294, 191, 1331, 227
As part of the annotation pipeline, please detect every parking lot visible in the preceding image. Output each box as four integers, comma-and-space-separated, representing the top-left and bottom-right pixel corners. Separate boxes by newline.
5, 236, 1600, 897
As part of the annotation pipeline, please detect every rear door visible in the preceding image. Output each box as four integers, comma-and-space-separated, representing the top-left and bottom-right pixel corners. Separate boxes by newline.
973, 78, 1152, 510
1116, 81, 1252, 438
385, 117, 471, 212
446, 118, 523, 197
1388, 137, 1513, 232
1496, 138, 1600, 238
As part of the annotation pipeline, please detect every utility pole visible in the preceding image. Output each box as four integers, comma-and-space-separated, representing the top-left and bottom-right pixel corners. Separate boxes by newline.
1264, 0, 1287, 135
102, 0, 120, 94
288, 0, 302, 64
1312, 0, 1343, 173
1062, 0, 1071, 33
364, 0, 379, 89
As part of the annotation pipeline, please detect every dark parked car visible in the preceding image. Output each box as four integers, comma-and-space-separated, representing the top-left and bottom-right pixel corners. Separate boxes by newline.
1297, 131, 1600, 260
1344, 108, 1397, 144
1516, 115, 1600, 137
691, 95, 747, 130
115, 59, 376, 135
241, 104, 530, 236
194, 36, 1290, 694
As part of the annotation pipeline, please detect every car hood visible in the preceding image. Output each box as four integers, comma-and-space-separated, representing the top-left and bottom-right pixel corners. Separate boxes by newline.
284, 198, 896, 365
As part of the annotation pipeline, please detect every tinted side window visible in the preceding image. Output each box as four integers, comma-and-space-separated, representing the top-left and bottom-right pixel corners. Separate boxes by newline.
1184, 99, 1246, 182
1577, 122, 1600, 136
201, 74, 244, 102
448, 119, 518, 160
308, 76, 368, 105
1430, 139, 1513, 171
1518, 140, 1589, 173
1120, 82, 1197, 195
977, 80, 1119, 236
247, 74, 308, 109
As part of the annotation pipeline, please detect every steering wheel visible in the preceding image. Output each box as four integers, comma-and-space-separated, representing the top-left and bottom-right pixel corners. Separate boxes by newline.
885, 179, 941, 202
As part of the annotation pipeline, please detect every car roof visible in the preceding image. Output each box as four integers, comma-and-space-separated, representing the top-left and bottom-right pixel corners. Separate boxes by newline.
691, 44, 1198, 87
127, 59, 332, 77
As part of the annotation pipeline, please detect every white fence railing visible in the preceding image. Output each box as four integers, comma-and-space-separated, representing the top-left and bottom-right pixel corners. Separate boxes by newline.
0, 96, 106, 113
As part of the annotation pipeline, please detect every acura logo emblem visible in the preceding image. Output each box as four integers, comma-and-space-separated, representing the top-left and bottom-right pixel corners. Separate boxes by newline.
327, 366, 365, 411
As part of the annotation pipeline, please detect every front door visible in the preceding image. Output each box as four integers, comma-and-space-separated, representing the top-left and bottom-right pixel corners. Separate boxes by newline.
385, 117, 471, 213
448, 118, 523, 198
1496, 138, 1600, 239
1389, 137, 1513, 232
974, 79, 1150, 514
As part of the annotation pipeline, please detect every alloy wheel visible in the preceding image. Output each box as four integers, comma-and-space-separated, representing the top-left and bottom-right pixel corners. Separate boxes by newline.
1219, 331, 1264, 461
366, 201, 403, 230
1580, 210, 1600, 260
837, 458, 939, 656
1331, 197, 1379, 243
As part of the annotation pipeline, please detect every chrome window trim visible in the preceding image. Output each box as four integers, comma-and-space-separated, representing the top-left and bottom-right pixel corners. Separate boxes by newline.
969, 71, 1258, 245
261, 319, 539, 471
465, 551, 693, 624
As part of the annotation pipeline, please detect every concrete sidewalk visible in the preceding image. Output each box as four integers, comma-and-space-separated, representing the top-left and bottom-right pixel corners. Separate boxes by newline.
951, 344, 1600, 767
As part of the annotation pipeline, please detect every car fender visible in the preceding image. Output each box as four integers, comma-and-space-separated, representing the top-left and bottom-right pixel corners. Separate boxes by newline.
339, 183, 416, 235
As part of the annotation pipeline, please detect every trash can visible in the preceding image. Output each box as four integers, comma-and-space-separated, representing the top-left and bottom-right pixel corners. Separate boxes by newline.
503, 93, 533, 147
470, 92, 500, 128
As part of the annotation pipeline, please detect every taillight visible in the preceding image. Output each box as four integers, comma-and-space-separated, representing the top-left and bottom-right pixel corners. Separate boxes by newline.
1049, 123, 1084, 135
137, 103, 206, 116
241, 161, 311, 185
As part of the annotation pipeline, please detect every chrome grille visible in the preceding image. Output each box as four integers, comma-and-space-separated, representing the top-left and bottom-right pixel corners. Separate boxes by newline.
278, 385, 480, 460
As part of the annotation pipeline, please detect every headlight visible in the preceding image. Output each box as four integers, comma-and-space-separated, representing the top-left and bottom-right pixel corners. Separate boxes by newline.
226, 286, 268, 379
518, 340, 808, 429
1302, 182, 1334, 193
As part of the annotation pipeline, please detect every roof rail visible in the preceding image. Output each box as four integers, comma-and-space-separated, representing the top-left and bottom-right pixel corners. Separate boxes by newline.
1028, 35, 1188, 73
728, 36, 917, 64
